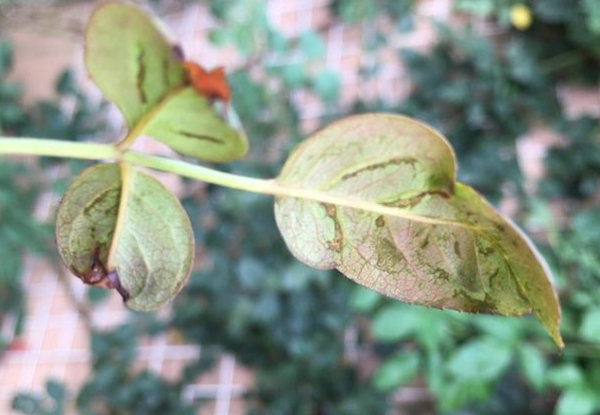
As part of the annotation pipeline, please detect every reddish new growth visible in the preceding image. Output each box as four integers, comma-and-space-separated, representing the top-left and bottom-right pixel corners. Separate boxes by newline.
79, 248, 130, 302
182, 61, 231, 105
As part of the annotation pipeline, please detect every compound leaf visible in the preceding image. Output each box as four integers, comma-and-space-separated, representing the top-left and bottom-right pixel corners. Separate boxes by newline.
274, 114, 563, 348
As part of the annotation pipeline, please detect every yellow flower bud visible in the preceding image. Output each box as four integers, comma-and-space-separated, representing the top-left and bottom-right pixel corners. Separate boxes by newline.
510, 4, 533, 30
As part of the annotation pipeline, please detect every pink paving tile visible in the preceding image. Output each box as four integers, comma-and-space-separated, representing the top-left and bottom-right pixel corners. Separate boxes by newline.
0, 399, 10, 415
415, 0, 452, 17
20, 319, 47, 351
342, 25, 363, 47
559, 85, 600, 118
517, 125, 565, 191
227, 399, 247, 415
25, 291, 53, 319
62, 361, 90, 389
41, 327, 66, 351
32, 364, 65, 386
23, 256, 56, 286
160, 359, 187, 381
49, 284, 76, 315
339, 81, 360, 106
195, 362, 222, 385
232, 364, 254, 387
312, 5, 332, 30
0, 360, 32, 390
68, 321, 90, 351
339, 53, 362, 80
300, 116, 321, 133
199, 401, 216, 415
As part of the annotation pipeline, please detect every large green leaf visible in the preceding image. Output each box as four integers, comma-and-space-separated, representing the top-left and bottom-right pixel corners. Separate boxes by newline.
85, 2, 247, 162
55, 163, 194, 311
274, 114, 563, 348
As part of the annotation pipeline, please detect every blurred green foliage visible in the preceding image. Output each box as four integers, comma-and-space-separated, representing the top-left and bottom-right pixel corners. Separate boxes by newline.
0, 37, 54, 352
398, 24, 560, 201
5, 0, 600, 414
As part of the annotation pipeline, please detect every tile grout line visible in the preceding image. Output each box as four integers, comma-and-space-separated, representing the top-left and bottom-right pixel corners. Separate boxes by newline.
148, 335, 168, 374
214, 355, 236, 415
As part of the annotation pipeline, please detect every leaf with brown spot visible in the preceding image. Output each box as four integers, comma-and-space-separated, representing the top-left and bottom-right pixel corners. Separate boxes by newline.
55, 163, 194, 311
141, 87, 248, 162
85, 2, 186, 129
85, 2, 247, 162
274, 114, 563, 349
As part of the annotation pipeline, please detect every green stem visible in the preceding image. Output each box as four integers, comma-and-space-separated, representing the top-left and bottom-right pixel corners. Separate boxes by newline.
125, 152, 476, 229
0, 136, 477, 229
122, 151, 276, 194
0, 138, 119, 160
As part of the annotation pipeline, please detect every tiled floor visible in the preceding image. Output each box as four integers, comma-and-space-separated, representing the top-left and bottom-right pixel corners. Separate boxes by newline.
2, 0, 600, 414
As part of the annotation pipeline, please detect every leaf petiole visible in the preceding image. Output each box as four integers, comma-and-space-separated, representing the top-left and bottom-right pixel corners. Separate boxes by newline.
0, 138, 119, 160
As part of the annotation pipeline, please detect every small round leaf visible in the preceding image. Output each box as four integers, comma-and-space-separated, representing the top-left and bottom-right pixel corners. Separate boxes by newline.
56, 163, 194, 311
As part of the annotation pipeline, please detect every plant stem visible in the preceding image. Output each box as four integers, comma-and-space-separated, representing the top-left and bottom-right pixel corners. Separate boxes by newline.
122, 151, 276, 194
0, 136, 476, 228
125, 152, 475, 228
0, 138, 119, 160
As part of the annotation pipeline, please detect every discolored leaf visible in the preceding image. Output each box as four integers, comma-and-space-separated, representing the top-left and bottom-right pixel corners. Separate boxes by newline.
141, 87, 248, 162
85, 2, 247, 162
85, 2, 186, 129
274, 114, 563, 348
56, 163, 194, 311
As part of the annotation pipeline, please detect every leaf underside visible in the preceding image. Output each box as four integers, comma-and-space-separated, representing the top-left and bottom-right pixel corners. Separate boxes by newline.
85, 2, 186, 129
85, 2, 247, 162
56, 163, 194, 311
274, 113, 563, 349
